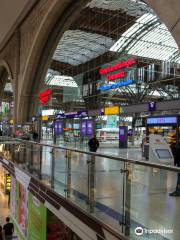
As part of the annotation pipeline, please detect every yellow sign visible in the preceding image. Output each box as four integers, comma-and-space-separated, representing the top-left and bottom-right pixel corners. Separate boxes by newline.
42, 115, 48, 121
104, 106, 119, 115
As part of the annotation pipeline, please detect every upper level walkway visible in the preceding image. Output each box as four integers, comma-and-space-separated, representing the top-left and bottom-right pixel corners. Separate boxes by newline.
0, 137, 179, 240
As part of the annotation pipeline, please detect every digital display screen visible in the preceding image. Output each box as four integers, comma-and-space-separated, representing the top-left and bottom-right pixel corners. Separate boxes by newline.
87, 121, 93, 136
147, 117, 177, 125
155, 149, 172, 159
119, 127, 125, 141
54, 121, 62, 135
81, 121, 86, 136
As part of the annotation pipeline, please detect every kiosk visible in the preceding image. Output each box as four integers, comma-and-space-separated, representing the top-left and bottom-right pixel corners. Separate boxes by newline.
119, 126, 128, 148
145, 115, 180, 160
149, 134, 174, 164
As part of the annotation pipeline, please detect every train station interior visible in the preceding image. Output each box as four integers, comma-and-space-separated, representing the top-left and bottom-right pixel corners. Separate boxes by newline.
0, 0, 180, 239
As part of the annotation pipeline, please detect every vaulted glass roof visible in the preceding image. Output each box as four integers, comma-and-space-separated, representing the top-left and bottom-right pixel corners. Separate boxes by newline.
110, 13, 180, 63
87, 0, 151, 17
53, 30, 114, 66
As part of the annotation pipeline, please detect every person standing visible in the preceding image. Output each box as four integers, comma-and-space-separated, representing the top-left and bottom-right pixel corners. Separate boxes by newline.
32, 131, 39, 142
169, 142, 180, 196
88, 135, 99, 152
3, 217, 14, 239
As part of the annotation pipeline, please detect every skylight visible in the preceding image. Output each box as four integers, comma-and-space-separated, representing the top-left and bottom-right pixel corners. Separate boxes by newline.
48, 75, 78, 88
110, 13, 180, 63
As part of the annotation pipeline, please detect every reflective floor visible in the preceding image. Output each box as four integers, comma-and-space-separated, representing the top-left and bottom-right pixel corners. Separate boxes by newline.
38, 140, 180, 240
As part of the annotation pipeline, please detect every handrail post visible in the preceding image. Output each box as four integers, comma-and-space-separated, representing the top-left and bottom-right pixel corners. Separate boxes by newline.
87, 154, 96, 213
119, 162, 131, 236
51, 147, 55, 188
39, 145, 42, 179
65, 150, 71, 198
124, 163, 131, 236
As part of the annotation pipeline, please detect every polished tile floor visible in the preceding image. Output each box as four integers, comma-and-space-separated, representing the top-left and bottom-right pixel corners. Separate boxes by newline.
37, 140, 180, 240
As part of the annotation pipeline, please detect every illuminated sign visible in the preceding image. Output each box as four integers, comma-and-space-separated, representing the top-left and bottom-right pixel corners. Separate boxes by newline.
148, 101, 156, 112
57, 111, 87, 119
147, 116, 177, 125
42, 115, 49, 121
106, 71, 125, 81
38, 89, 52, 105
42, 109, 55, 116
99, 59, 136, 81
98, 79, 134, 91
104, 106, 119, 115
54, 121, 63, 135
99, 59, 136, 75
81, 121, 87, 137
5, 173, 11, 194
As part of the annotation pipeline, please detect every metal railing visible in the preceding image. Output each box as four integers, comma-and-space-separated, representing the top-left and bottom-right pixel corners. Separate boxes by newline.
0, 136, 179, 240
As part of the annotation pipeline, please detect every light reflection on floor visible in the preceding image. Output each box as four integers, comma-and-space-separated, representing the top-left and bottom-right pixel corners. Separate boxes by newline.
38, 140, 179, 240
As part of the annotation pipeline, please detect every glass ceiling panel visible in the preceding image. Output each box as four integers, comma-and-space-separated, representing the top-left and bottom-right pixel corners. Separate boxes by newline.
110, 13, 180, 63
48, 75, 78, 88
4, 83, 13, 92
53, 30, 114, 66
87, 0, 151, 17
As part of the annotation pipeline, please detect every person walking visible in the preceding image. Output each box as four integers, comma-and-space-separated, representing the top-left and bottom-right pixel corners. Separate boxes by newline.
88, 135, 99, 152
3, 217, 14, 240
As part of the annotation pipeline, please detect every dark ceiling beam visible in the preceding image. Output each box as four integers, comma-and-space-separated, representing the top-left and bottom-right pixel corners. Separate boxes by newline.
70, 7, 136, 39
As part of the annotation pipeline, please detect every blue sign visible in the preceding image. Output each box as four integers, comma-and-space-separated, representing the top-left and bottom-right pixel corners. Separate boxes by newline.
98, 80, 134, 91
54, 121, 63, 135
148, 101, 156, 112
81, 121, 86, 137
147, 117, 177, 125
56, 111, 87, 119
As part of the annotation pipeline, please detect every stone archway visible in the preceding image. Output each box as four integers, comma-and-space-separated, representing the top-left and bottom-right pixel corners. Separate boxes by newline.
18, 0, 88, 122
144, 0, 180, 49
0, 59, 15, 132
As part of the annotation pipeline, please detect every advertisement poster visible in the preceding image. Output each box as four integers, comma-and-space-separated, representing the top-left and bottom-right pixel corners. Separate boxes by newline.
28, 193, 46, 240
10, 177, 16, 219
54, 121, 63, 136
81, 121, 86, 137
87, 120, 93, 136
18, 183, 28, 237
106, 115, 117, 128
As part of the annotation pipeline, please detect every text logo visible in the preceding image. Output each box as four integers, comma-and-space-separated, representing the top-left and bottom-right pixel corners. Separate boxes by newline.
135, 227, 144, 236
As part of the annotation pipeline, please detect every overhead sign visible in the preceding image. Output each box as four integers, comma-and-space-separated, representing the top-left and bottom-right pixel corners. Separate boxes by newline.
99, 59, 136, 77
104, 106, 119, 115
98, 79, 134, 91
42, 115, 49, 121
147, 116, 177, 125
148, 101, 156, 112
38, 89, 52, 105
56, 111, 87, 119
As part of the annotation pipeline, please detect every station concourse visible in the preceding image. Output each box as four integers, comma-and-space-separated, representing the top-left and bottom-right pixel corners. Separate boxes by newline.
0, 0, 180, 239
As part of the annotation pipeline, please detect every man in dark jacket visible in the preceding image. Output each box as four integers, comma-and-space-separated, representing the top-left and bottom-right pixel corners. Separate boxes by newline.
3, 217, 14, 239
88, 135, 99, 152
